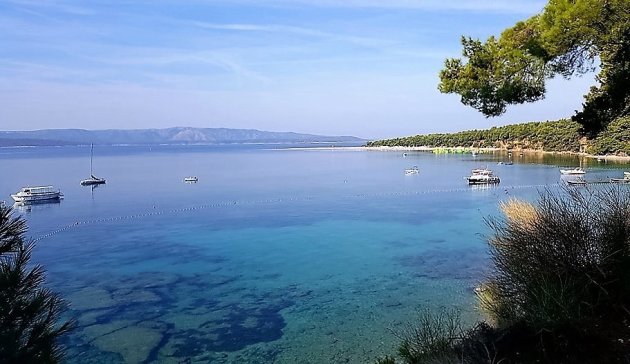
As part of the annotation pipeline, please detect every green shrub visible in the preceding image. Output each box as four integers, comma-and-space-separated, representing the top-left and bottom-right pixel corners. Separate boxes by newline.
379, 188, 630, 363
485, 187, 630, 327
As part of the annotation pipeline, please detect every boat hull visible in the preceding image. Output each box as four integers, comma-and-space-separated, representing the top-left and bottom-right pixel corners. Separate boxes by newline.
467, 177, 500, 185
11, 192, 61, 203
560, 169, 586, 175
567, 180, 587, 185
80, 178, 106, 186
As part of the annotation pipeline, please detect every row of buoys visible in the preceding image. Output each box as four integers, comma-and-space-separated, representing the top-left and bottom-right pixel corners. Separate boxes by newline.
34, 183, 557, 242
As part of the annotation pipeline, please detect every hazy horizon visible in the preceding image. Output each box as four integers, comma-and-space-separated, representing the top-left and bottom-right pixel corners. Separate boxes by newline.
1, 0, 596, 139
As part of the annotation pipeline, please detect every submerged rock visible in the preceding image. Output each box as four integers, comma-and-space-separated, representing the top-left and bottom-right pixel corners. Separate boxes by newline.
92, 325, 163, 364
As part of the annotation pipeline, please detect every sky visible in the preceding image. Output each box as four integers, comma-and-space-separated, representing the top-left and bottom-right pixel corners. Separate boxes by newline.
0, 0, 597, 139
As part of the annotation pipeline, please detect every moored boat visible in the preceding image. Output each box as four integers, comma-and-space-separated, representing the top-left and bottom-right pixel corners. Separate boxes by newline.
560, 168, 586, 175
81, 175, 106, 186
184, 176, 198, 182
404, 166, 419, 175
467, 174, 500, 185
11, 186, 62, 203
471, 168, 493, 175
567, 179, 587, 186
467, 168, 500, 185
80, 144, 106, 186
611, 172, 630, 183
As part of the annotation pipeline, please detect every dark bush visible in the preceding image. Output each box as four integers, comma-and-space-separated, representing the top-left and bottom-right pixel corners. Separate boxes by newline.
0, 206, 73, 364
378, 187, 630, 363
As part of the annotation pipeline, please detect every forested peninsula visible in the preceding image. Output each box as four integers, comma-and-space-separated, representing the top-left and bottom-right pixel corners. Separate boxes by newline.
367, 116, 630, 156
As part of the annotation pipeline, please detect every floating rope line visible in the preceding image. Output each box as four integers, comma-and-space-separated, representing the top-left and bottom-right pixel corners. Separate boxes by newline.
33, 183, 557, 242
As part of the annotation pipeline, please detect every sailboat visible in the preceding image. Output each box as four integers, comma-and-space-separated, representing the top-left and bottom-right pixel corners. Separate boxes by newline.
80, 144, 106, 186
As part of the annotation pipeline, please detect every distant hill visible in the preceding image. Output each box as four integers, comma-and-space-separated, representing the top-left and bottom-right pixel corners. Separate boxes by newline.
0, 127, 364, 147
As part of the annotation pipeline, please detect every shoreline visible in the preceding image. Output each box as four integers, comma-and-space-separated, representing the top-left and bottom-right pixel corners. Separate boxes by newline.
282, 145, 630, 162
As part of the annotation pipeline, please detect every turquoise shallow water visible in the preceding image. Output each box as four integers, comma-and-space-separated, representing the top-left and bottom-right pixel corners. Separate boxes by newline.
0, 145, 627, 363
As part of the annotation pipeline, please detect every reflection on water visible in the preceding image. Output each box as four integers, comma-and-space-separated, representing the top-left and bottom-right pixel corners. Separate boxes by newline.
13, 200, 62, 213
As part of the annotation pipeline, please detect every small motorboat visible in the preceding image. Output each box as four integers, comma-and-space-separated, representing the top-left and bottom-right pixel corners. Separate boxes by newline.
560, 168, 586, 175
404, 166, 419, 175
184, 176, 198, 183
467, 174, 500, 185
566, 179, 587, 186
611, 172, 630, 184
467, 169, 500, 185
471, 168, 492, 175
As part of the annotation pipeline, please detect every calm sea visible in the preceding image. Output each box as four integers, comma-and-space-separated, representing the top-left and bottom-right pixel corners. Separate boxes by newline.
0, 144, 625, 363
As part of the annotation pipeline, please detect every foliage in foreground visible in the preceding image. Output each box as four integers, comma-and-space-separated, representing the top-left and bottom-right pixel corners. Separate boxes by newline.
378, 187, 630, 363
438, 0, 630, 134
0, 206, 73, 364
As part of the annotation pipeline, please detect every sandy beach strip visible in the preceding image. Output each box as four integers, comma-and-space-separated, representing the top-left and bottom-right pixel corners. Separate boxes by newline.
271, 145, 630, 162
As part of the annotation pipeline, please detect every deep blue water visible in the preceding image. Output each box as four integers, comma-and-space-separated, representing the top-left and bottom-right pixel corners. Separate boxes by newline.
0, 145, 627, 363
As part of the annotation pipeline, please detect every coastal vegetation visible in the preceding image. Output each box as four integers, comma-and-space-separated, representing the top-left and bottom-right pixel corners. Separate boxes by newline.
0, 206, 72, 363
378, 187, 630, 363
371, 0, 630, 155
438, 0, 630, 136
367, 116, 630, 156
367, 119, 583, 152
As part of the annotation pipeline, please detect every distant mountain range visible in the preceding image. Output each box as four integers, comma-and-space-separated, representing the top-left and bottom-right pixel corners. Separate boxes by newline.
0, 127, 364, 147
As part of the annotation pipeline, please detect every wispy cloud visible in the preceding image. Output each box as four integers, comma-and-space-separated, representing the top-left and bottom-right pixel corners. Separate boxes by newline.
190, 22, 328, 37
6, 0, 96, 16
2, 0, 586, 134
201, 0, 545, 14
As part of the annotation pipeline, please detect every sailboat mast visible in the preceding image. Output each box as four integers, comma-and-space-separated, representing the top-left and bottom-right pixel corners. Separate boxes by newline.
90, 143, 94, 175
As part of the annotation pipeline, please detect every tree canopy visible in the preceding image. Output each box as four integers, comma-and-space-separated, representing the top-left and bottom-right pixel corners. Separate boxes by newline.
438, 0, 630, 134
0, 206, 73, 363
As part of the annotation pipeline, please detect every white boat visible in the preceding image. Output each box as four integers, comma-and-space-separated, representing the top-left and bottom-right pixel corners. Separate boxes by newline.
467, 169, 500, 185
467, 174, 500, 185
404, 166, 419, 175
11, 186, 62, 203
560, 168, 586, 175
81, 175, 106, 186
80, 144, 106, 186
567, 179, 587, 186
471, 168, 493, 175
184, 176, 198, 182
611, 172, 630, 183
